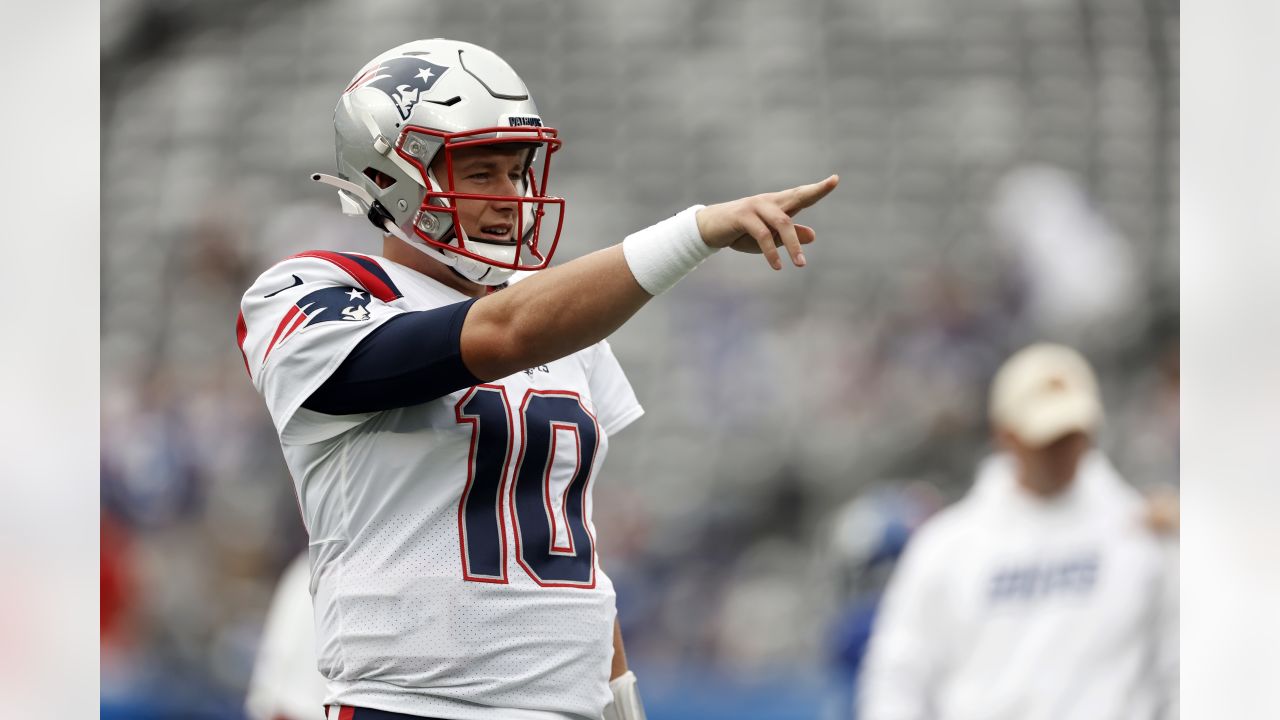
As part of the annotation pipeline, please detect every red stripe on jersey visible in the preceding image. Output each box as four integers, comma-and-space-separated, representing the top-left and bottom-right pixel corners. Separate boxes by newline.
292, 251, 399, 303
235, 311, 250, 376
262, 305, 301, 363
338, 707, 355, 720
282, 306, 308, 338
271, 308, 309, 360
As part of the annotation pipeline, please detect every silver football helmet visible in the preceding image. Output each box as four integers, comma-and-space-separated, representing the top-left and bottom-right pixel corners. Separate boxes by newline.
314, 39, 565, 286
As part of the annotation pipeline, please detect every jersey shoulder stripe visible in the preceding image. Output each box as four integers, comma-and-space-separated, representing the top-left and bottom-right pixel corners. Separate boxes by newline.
262, 304, 308, 364
239, 251, 401, 383
236, 310, 251, 376
289, 251, 403, 302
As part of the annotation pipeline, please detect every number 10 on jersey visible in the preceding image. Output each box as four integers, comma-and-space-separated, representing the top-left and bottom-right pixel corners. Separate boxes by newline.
455, 385, 600, 588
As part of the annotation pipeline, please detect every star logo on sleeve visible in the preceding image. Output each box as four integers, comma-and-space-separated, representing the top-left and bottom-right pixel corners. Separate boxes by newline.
261, 285, 375, 362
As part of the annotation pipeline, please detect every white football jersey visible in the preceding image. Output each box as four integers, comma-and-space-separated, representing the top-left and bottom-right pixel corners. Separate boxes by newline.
238, 251, 644, 720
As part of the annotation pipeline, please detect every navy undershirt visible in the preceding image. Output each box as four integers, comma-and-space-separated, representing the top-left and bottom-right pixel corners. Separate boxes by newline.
303, 298, 481, 415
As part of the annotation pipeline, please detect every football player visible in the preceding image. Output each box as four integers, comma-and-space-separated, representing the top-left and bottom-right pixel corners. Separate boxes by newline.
237, 38, 837, 720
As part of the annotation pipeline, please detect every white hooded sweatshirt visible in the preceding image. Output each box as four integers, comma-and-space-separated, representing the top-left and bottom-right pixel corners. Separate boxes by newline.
859, 452, 1178, 720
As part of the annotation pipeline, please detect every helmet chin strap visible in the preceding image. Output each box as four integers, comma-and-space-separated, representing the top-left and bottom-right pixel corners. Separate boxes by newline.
312, 172, 513, 286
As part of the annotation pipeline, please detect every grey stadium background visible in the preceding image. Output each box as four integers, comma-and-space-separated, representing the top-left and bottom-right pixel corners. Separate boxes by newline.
100, 1, 1178, 717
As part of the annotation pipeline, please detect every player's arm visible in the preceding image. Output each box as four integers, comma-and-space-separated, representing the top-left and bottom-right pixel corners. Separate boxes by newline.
610, 619, 629, 680
302, 176, 838, 415
1143, 485, 1179, 537
460, 175, 839, 381
303, 305, 479, 414
603, 619, 646, 720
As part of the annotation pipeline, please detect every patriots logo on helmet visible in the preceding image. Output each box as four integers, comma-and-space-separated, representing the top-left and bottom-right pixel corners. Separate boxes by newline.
262, 286, 374, 363
355, 57, 451, 121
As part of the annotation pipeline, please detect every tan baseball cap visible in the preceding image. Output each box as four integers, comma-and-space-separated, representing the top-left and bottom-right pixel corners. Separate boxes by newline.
989, 343, 1103, 447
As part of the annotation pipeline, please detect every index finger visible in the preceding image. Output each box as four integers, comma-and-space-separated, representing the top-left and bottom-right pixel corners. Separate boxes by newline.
776, 174, 840, 216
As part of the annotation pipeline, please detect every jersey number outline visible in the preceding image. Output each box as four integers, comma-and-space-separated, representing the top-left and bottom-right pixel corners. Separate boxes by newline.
455, 385, 600, 588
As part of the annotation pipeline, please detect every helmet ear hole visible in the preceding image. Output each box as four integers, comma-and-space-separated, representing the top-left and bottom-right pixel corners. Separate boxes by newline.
363, 167, 397, 190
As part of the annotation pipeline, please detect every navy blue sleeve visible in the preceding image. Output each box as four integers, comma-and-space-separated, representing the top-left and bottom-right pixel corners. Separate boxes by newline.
303, 298, 481, 415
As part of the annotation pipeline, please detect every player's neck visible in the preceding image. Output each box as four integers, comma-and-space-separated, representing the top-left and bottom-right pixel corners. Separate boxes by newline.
1014, 468, 1075, 500
382, 235, 486, 298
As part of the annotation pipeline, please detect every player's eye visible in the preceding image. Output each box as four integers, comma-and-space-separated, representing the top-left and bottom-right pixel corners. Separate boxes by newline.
465, 172, 490, 182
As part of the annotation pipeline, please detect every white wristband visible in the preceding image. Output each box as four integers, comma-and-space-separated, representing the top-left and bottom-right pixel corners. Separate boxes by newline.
622, 205, 716, 296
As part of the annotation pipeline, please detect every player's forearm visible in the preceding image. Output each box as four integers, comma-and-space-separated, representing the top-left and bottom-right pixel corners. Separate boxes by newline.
461, 244, 653, 381
604, 619, 647, 720
460, 175, 839, 381
610, 618, 629, 680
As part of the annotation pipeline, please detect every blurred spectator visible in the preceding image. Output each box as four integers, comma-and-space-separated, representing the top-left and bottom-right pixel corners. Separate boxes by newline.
101, 373, 204, 530
824, 482, 945, 718
101, 512, 138, 648
859, 344, 1178, 719
245, 554, 327, 720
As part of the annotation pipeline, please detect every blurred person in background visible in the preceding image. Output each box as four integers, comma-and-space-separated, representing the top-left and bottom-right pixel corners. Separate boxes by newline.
100, 511, 139, 688
825, 483, 944, 718
246, 553, 327, 720
859, 343, 1178, 720
235, 38, 837, 720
